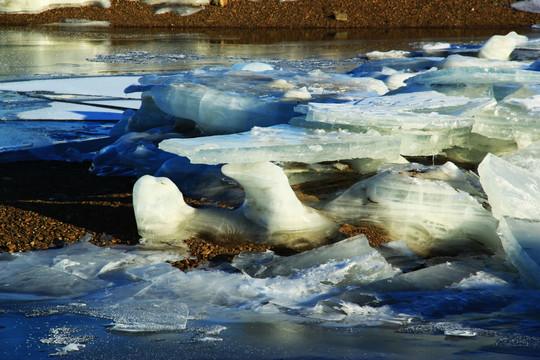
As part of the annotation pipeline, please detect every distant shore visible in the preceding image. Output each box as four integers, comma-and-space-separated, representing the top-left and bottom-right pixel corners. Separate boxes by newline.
0, 0, 539, 29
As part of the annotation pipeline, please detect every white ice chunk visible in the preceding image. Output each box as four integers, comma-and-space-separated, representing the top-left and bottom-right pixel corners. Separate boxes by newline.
221, 162, 335, 234
136, 0, 209, 5
326, 163, 500, 256
154, 5, 205, 16
159, 124, 401, 165
408, 67, 540, 88
478, 153, 540, 220
151, 83, 296, 134
0, 0, 110, 13
478, 32, 529, 60
133, 164, 337, 248
232, 235, 395, 286
231, 62, 275, 72
438, 54, 527, 70
364, 50, 411, 61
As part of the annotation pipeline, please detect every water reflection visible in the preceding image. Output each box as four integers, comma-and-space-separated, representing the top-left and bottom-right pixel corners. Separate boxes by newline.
1, 26, 537, 80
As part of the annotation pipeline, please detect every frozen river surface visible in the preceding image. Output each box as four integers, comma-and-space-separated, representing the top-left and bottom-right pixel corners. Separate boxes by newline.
1, 27, 540, 359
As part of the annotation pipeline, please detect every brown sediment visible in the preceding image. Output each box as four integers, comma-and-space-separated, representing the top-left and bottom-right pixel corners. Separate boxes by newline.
0, 161, 139, 252
0, 0, 538, 29
170, 235, 274, 271
338, 223, 390, 247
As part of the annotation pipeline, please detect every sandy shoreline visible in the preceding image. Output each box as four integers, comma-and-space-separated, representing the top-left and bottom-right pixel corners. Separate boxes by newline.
0, 0, 539, 29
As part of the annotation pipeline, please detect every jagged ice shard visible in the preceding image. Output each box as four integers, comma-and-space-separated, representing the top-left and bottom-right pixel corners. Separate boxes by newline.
478, 154, 540, 287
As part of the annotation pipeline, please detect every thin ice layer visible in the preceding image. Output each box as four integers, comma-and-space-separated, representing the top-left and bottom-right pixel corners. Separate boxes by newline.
325, 162, 500, 256
159, 124, 401, 165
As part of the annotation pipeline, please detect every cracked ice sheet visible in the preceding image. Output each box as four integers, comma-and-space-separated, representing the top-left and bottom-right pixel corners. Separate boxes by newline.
159, 124, 401, 165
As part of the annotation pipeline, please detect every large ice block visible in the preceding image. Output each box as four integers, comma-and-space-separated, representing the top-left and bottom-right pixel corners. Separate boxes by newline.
325, 162, 501, 256
478, 154, 540, 287
159, 124, 401, 165
478, 153, 540, 220
478, 32, 528, 60
133, 163, 337, 249
151, 83, 297, 134
293, 91, 491, 156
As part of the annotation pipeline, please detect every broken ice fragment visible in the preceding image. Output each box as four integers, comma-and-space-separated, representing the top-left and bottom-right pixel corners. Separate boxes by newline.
478, 32, 528, 60
159, 124, 401, 165
232, 235, 395, 286
478, 153, 540, 220
497, 218, 540, 288
326, 162, 501, 256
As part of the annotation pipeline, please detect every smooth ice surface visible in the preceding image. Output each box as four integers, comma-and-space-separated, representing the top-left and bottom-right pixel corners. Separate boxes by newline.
326, 162, 500, 256
0, 0, 110, 13
127, 65, 388, 135
159, 124, 401, 165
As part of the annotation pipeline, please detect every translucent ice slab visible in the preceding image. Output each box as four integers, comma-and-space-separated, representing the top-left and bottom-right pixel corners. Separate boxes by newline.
406, 66, 540, 97
471, 87, 540, 148
159, 124, 401, 165
293, 91, 491, 156
478, 154, 540, 287
325, 162, 500, 256
478, 153, 540, 220
501, 140, 540, 177
151, 82, 297, 134
126, 66, 388, 135
232, 235, 395, 286
497, 218, 540, 288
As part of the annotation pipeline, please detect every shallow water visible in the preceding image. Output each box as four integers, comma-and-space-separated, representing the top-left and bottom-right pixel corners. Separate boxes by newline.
1, 26, 540, 359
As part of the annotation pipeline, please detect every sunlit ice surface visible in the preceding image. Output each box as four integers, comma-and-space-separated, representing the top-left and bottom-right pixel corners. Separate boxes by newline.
1, 27, 540, 359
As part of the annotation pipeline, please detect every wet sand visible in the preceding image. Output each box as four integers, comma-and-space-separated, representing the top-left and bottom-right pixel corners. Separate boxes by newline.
0, 0, 538, 29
